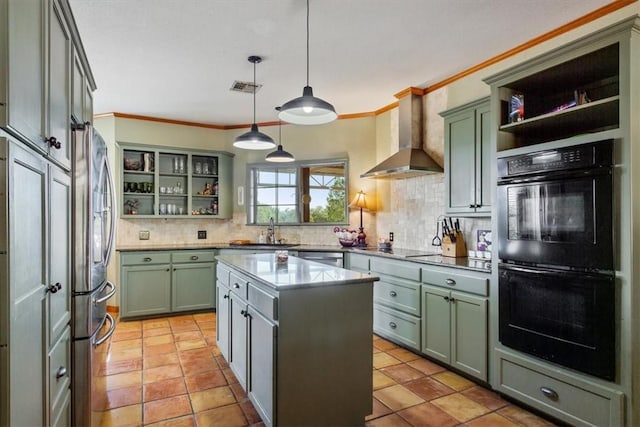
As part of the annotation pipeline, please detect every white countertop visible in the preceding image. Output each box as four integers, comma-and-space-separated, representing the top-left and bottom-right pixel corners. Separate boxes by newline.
216, 253, 378, 290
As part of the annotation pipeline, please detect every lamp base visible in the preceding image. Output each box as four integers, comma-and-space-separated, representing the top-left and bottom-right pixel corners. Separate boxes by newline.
356, 227, 367, 247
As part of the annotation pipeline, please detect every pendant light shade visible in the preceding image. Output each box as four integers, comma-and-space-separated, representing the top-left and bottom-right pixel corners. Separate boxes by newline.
266, 108, 295, 162
234, 56, 276, 150
278, 0, 337, 125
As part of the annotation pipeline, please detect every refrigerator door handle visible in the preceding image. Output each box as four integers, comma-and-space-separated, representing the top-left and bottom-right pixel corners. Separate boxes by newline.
94, 313, 115, 347
94, 281, 116, 305
103, 153, 116, 267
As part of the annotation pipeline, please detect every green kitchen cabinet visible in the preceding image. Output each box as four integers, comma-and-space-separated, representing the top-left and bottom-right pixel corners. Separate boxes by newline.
441, 97, 491, 215
172, 262, 216, 312
121, 264, 172, 317
119, 250, 216, 318
247, 305, 277, 426
216, 265, 231, 360
229, 277, 249, 389
422, 284, 487, 381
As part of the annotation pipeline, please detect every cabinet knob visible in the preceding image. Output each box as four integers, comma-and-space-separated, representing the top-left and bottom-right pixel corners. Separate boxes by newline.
173, 268, 177, 271
388, 322, 397, 329
450, 297, 456, 303
55, 366, 67, 379
223, 294, 229, 299
445, 278, 456, 286
389, 290, 397, 297
45, 136, 61, 149
166, 268, 170, 272
143, 257, 152, 262
540, 387, 559, 401
444, 296, 450, 302
469, 204, 475, 209
191, 255, 199, 260
47, 282, 62, 293
233, 283, 240, 289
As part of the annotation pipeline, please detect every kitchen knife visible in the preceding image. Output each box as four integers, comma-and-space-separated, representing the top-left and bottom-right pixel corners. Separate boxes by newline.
454, 218, 460, 233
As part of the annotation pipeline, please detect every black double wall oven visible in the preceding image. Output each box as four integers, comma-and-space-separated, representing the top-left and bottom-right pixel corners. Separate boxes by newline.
497, 140, 615, 380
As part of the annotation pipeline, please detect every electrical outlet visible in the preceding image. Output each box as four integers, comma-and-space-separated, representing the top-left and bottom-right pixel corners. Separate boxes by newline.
139, 230, 150, 240
389, 232, 394, 242
198, 230, 207, 240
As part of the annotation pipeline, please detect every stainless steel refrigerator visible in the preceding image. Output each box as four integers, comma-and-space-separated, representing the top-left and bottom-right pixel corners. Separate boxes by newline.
71, 123, 117, 426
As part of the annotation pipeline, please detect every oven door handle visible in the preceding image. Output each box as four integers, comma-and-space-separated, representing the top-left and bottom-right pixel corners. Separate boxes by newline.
498, 167, 611, 185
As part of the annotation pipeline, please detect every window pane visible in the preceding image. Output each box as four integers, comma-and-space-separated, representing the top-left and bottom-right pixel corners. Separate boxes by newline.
258, 170, 277, 185
278, 187, 296, 204
277, 206, 298, 223
256, 187, 276, 205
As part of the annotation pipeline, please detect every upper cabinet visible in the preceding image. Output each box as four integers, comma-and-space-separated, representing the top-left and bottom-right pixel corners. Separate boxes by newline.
485, 34, 620, 152
441, 97, 491, 215
1, 0, 96, 171
120, 145, 234, 219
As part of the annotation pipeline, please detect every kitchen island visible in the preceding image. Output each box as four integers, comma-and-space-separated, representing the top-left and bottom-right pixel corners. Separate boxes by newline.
215, 253, 378, 427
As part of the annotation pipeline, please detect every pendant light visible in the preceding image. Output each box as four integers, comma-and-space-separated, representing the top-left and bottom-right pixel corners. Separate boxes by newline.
233, 56, 276, 150
278, 0, 337, 125
266, 107, 295, 162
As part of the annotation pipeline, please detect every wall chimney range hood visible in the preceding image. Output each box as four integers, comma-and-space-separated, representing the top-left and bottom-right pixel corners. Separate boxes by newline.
361, 90, 442, 179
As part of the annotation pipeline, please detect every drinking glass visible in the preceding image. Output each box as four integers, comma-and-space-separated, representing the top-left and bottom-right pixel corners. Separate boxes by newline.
159, 203, 167, 215
195, 162, 202, 174
178, 207, 184, 215
173, 157, 179, 173
178, 158, 185, 174
203, 162, 210, 175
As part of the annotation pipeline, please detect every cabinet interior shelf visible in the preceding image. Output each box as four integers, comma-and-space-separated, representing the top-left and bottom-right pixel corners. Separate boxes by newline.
124, 192, 154, 197
159, 194, 188, 198
124, 170, 154, 176
159, 172, 188, 177
193, 194, 218, 199
193, 174, 218, 178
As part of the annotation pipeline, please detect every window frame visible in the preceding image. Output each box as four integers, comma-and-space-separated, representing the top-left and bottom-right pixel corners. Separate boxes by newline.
247, 158, 349, 226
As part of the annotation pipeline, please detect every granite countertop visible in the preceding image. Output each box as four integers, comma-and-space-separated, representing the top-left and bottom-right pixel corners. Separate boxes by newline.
216, 253, 378, 290
116, 243, 491, 273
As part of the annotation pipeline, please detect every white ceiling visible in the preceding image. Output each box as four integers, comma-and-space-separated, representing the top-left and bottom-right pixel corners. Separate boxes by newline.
68, 0, 612, 126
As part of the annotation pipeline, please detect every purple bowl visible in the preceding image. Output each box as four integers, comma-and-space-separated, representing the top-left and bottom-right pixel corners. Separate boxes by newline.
339, 238, 358, 247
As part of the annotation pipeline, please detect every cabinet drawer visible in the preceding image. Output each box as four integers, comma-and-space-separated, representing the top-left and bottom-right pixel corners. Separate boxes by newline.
373, 304, 420, 351
49, 327, 71, 416
422, 268, 488, 296
121, 251, 171, 266
248, 283, 278, 321
371, 258, 421, 282
229, 271, 248, 299
172, 250, 215, 263
349, 253, 370, 272
374, 277, 420, 316
497, 350, 623, 427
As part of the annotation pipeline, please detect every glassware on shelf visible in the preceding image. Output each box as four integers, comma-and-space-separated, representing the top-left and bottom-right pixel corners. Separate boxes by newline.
203, 162, 210, 175
159, 203, 167, 215
175, 182, 182, 194
179, 158, 185, 173
195, 162, 202, 175
173, 157, 179, 173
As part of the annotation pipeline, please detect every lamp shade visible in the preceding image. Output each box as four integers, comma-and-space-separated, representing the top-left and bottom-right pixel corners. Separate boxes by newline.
233, 123, 276, 150
349, 190, 368, 210
278, 86, 338, 125
266, 145, 295, 162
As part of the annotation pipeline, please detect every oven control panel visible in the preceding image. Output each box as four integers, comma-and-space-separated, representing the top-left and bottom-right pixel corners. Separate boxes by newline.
498, 139, 612, 178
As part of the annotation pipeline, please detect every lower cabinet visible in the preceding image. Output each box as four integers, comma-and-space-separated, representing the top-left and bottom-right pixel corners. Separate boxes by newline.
422, 284, 487, 381
120, 250, 215, 318
247, 306, 276, 426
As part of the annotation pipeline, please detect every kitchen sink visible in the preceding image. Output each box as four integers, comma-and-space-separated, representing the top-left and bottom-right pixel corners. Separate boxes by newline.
229, 243, 299, 248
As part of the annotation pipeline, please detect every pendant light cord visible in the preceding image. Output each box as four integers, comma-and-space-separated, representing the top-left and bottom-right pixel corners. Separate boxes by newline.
253, 60, 257, 122
306, 0, 310, 87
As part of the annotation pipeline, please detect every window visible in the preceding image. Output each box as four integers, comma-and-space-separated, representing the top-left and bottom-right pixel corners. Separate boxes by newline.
248, 159, 348, 225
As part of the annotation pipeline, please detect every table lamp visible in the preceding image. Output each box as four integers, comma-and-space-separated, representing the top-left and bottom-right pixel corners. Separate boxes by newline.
349, 190, 369, 247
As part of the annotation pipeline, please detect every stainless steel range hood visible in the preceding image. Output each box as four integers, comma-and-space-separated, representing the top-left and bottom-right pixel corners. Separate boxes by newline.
361, 91, 443, 179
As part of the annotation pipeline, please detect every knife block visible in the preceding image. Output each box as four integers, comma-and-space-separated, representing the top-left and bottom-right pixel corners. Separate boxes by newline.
441, 232, 467, 258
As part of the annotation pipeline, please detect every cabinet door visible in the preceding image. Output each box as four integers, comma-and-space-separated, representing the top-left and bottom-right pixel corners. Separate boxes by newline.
71, 50, 84, 124
172, 262, 215, 312
49, 165, 71, 342
47, 0, 71, 170
450, 291, 487, 381
229, 294, 248, 389
421, 285, 451, 364
120, 265, 171, 318
4, 0, 46, 151
248, 306, 276, 426
8, 142, 47, 427
216, 283, 230, 360
475, 103, 492, 213
445, 109, 476, 214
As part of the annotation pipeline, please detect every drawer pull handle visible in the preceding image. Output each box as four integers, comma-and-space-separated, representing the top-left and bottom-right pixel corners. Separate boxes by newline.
55, 366, 67, 379
389, 291, 397, 297
233, 283, 240, 289
223, 294, 229, 299
540, 387, 558, 401
191, 255, 199, 260
446, 278, 456, 286
389, 322, 397, 329
143, 257, 152, 262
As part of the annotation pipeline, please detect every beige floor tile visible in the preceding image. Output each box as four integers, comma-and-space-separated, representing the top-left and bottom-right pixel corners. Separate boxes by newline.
143, 319, 170, 330
462, 385, 509, 411
467, 412, 521, 427
173, 331, 203, 342
143, 377, 187, 402
380, 364, 425, 383
108, 347, 143, 362
387, 348, 422, 363
373, 384, 425, 411
105, 371, 142, 391
143, 334, 174, 347
145, 415, 196, 427
110, 338, 142, 351
98, 358, 142, 376
366, 398, 393, 421
175, 339, 207, 351
373, 338, 400, 351
143, 395, 192, 425
373, 352, 402, 369
365, 413, 412, 426
185, 369, 227, 393
404, 377, 455, 401
373, 370, 398, 390
498, 405, 557, 427
195, 404, 247, 427
407, 358, 446, 375
144, 343, 177, 356
115, 320, 142, 332
432, 370, 475, 391
397, 401, 459, 427
111, 330, 143, 342
143, 352, 180, 369
143, 327, 173, 337
190, 386, 236, 412
98, 403, 142, 427
143, 364, 183, 384
103, 385, 142, 410
431, 393, 491, 422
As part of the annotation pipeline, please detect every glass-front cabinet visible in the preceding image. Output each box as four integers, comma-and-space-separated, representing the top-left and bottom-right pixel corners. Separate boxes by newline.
120, 145, 233, 218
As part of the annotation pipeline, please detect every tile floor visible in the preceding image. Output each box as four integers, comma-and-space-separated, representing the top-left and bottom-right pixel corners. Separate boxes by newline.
96, 312, 557, 427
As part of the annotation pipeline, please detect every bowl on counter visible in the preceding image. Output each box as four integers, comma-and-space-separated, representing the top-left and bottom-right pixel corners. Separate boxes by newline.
339, 238, 358, 247
378, 241, 392, 250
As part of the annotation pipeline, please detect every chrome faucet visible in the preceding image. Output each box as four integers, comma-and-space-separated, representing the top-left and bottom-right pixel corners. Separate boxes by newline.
266, 217, 275, 244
